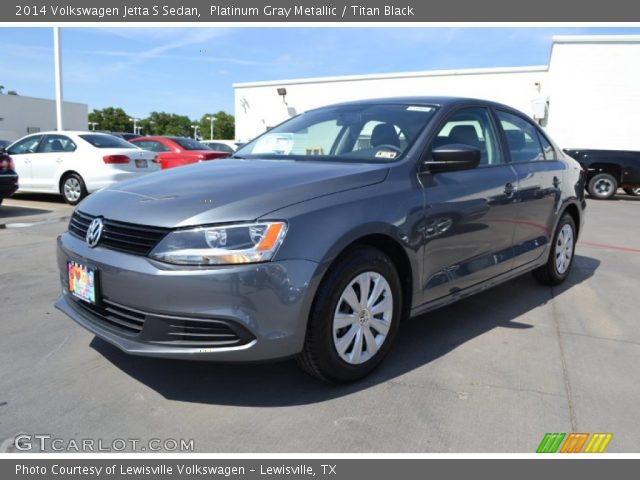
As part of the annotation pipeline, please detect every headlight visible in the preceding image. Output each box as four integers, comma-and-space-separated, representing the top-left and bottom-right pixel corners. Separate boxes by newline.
149, 222, 287, 265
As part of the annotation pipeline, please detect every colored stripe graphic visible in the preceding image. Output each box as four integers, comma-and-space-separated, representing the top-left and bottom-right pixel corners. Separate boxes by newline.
536, 433, 566, 453
537, 433, 613, 453
560, 433, 589, 453
584, 433, 613, 453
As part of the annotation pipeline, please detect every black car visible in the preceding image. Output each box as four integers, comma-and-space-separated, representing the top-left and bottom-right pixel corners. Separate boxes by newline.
0, 150, 18, 205
564, 149, 640, 199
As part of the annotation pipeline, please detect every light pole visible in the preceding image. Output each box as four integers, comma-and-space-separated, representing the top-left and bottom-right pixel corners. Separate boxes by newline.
207, 115, 216, 140
53, 27, 64, 131
88, 122, 98, 131
129, 117, 140, 135
192, 125, 199, 139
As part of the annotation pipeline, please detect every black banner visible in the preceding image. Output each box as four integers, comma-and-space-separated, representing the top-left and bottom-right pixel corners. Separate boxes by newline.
2, 459, 639, 480
5, 0, 640, 22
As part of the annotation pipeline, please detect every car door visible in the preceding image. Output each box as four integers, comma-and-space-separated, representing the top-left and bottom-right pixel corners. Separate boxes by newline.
421, 106, 519, 303
32, 134, 77, 191
6, 134, 44, 190
494, 110, 564, 268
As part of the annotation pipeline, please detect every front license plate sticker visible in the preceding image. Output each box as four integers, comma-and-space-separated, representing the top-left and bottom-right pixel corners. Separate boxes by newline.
68, 261, 97, 304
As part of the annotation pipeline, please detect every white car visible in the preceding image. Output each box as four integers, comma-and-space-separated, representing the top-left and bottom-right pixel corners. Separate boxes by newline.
6, 131, 160, 204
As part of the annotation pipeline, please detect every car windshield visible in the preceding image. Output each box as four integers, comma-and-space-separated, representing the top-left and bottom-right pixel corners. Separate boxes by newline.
79, 134, 137, 149
235, 103, 438, 162
171, 137, 209, 151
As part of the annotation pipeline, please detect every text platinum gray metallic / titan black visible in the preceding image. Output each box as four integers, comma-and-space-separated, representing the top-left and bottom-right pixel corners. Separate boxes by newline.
55, 97, 587, 382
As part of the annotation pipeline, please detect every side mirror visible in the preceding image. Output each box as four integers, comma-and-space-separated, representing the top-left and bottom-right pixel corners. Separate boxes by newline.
422, 144, 481, 173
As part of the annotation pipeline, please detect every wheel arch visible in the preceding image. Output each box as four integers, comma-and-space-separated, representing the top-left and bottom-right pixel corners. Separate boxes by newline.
316, 232, 415, 322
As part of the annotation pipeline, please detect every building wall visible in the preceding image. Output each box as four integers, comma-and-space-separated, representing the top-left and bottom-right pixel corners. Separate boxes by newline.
546, 38, 640, 150
233, 36, 640, 151
0, 94, 88, 142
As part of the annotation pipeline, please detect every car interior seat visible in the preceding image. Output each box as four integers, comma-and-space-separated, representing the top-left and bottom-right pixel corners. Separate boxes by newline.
370, 123, 400, 149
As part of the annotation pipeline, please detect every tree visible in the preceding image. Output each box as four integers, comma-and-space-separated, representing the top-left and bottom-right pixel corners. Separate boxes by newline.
0, 85, 4, 94
198, 111, 235, 140
88, 107, 132, 132
138, 112, 193, 137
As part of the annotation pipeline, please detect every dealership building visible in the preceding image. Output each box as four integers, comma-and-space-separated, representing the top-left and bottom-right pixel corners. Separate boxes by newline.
0, 94, 88, 142
233, 35, 640, 150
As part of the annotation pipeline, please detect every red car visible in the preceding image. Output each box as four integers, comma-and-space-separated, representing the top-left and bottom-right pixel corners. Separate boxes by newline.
130, 136, 229, 170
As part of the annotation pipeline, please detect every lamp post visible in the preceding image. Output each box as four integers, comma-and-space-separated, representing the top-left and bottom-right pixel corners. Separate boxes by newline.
207, 115, 216, 140
129, 117, 140, 135
192, 125, 199, 139
53, 27, 64, 131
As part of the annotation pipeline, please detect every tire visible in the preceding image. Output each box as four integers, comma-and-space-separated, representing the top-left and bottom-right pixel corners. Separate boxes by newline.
297, 246, 402, 383
60, 173, 87, 205
587, 172, 618, 200
532, 214, 577, 286
623, 187, 640, 197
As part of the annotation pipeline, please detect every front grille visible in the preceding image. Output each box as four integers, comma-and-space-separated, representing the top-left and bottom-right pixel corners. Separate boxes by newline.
75, 298, 145, 335
68, 210, 169, 256
71, 296, 254, 348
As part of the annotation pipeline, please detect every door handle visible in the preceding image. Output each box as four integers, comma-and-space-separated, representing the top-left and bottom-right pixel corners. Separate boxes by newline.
553, 176, 561, 188
504, 182, 517, 199
56, 158, 63, 163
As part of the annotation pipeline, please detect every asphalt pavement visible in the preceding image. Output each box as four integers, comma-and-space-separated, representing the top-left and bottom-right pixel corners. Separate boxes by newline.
1, 192, 638, 452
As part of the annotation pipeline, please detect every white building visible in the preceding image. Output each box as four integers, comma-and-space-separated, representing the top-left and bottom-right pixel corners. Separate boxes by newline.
0, 94, 88, 142
233, 35, 640, 150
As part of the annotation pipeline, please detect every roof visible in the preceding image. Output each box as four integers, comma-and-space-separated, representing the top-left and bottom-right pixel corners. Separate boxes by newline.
232, 65, 546, 89
233, 34, 640, 90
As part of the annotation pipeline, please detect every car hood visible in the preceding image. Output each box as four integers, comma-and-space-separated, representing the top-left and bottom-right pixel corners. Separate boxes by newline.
78, 158, 389, 227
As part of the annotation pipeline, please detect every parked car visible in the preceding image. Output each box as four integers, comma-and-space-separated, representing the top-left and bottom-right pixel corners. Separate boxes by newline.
6, 131, 159, 205
129, 136, 229, 169
55, 97, 586, 382
200, 139, 238, 154
105, 132, 141, 142
0, 150, 18, 205
563, 148, 640, 199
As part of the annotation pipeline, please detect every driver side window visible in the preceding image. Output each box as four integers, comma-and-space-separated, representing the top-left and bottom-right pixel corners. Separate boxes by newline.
433, 107, 503, 166
8, 135, 43, 155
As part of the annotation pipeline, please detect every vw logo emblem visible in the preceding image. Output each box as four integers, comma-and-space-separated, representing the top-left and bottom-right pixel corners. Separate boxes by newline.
86, 217, 104, 248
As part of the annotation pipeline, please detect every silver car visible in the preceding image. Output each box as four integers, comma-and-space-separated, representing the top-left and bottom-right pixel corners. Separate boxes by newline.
56, 97, 586, 382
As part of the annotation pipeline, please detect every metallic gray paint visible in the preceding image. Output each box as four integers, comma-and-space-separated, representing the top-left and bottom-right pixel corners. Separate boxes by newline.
55, 97, 586, 362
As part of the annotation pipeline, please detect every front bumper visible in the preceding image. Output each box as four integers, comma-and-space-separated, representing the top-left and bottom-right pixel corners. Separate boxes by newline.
56, 232, 319, 361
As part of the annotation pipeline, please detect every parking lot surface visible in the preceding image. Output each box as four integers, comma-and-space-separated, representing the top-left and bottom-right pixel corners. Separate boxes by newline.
1, 192, 639, 452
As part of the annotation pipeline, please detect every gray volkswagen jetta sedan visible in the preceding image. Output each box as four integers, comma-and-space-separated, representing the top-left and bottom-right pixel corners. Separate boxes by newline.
56, 97, 586, 382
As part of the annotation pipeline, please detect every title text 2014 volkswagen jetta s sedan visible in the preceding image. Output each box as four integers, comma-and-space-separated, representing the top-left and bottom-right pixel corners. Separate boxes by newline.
55, 97, 586, 382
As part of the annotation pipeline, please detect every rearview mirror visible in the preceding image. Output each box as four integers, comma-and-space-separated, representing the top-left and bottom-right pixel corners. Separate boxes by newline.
422, 144, 481, 173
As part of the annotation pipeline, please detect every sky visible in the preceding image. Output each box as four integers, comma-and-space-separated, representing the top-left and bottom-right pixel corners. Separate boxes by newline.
2, 26, 640, 121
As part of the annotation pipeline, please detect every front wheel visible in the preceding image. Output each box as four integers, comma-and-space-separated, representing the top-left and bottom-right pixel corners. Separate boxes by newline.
623, 187, 640, 197
533, 214, 577, 286
297, 246, 402, 383
60, 173, 87, 205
